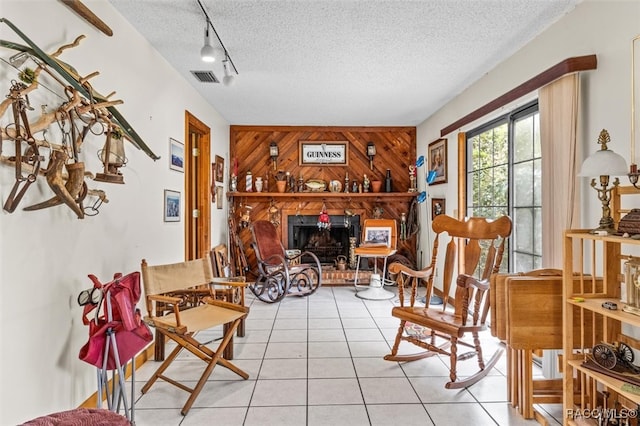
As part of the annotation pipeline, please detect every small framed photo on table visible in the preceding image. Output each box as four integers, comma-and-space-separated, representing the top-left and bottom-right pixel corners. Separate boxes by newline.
364, 227, 392, 247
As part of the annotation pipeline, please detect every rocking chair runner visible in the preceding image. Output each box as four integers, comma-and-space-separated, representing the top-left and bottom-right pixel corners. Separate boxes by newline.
384, 214, 512, 389
248, 220, 322, 303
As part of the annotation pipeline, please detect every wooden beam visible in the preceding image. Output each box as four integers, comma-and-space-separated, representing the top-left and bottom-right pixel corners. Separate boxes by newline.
440, 55, 597, 137
60, 0, 113, 36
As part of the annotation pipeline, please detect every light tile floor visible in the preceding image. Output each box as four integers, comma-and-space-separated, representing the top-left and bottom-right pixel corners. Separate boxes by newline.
129, 286, 563, 425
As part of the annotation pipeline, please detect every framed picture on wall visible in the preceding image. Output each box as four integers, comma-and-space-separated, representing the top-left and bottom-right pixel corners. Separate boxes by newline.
431, 198, 445, 220
169, 138, 184, 172
299, 141, 349, 166
216, 186, 224, 209
215, 155, 225, 183
428, 138, 447, 185
164, 190, 181, 222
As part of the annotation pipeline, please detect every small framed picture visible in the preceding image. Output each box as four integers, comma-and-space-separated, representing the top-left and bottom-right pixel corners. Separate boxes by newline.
428, 138, 447, 185
625, 257, 640, 307
169, 138, 184, 172
211, 163, 216, 201
215, 155, 224, 183
216, 186, 224, 209
164, 189, 181, 222
431, 198, 445, 220
364, 226, 392, 247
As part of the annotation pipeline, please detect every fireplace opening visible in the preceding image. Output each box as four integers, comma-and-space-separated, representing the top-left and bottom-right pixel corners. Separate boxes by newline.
288, 215, 360, 264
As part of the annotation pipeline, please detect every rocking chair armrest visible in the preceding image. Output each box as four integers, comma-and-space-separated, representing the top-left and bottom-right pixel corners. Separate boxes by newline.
456, 273, 490, 291
262, 253, 288, 266
389, 262, 434, 282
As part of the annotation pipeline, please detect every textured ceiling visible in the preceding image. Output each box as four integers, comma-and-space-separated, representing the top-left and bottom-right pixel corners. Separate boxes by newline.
109, 0, 581, 126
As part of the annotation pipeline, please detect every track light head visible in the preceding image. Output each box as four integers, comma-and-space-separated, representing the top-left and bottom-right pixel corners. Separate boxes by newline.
222, 57, 234, 86
201, 26, 215, 62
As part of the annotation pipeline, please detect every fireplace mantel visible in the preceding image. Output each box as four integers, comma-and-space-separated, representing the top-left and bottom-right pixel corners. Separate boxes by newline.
228, 192, 418, 201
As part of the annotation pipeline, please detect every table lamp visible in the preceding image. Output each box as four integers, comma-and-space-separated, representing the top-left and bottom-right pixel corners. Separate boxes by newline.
578, 129, 628, 234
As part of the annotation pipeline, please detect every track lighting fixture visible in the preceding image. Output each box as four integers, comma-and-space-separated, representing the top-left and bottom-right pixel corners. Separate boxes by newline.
196, 0, 239, 84
200, 25, 215, 62
222, 55, 234, 86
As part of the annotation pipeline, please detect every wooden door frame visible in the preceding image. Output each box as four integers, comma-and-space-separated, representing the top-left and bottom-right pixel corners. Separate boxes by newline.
185, 111, 211, 260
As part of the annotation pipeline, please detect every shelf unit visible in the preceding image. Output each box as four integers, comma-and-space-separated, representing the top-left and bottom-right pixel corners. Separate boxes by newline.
563, 229, 640, 425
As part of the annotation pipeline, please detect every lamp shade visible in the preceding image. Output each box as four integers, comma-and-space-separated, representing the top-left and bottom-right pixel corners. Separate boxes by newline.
578, 149, 628, 177
222, 58, 234, 86
201, 26, 215, 62
201, 44, 215, 62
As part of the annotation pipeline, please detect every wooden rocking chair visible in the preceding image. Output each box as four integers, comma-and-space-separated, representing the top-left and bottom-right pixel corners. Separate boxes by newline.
384, 214, 512, 389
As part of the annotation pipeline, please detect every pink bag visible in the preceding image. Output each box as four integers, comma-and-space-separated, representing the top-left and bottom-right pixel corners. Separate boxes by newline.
79, 271, 152, 370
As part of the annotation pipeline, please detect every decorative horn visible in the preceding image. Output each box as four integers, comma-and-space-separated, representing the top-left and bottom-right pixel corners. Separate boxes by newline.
23, 161, 86, 212
25, 150, 84, 218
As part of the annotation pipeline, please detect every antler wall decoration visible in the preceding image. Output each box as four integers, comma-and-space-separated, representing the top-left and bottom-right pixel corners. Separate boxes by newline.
0, 19, 159, 218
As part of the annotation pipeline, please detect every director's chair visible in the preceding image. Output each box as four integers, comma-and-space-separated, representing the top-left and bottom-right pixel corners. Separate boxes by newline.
140, 257, 249, 415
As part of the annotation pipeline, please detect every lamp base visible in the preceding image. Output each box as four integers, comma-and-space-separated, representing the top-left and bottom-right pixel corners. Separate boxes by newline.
355, 286, 395, 300
355, 273, 395, 300
590, 215, 616, 235
94, 172, 124, 184
589, 224, 617, 235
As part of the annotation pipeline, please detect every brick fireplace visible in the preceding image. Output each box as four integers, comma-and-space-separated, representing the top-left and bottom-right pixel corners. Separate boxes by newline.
287, 214, 361, 264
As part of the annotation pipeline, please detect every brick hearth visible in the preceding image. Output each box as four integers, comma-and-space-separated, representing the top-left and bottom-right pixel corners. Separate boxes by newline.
321, 266, 373, 286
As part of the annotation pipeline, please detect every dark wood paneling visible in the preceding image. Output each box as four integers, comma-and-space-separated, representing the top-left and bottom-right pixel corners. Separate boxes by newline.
230, 126, 416, 192
229, 126, 418, 267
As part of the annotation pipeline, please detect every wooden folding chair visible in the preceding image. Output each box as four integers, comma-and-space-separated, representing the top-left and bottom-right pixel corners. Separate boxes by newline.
210, 244, 249, 357
140, 258, 249, 415
384, 214, 512, 389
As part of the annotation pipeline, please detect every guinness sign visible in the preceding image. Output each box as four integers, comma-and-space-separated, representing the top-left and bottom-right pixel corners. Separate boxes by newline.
299, 141, 348, 166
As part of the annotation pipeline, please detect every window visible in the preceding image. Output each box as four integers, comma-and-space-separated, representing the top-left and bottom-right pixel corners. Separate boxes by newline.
466, 101, 541, 272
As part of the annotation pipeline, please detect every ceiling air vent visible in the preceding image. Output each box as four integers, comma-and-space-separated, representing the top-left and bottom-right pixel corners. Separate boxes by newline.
191, 70, 219, 83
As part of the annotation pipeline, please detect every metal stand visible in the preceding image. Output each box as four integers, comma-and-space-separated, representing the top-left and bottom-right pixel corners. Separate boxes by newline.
354, 255, 395, 300
355, 273, 395, 300
96, 292, 137, 424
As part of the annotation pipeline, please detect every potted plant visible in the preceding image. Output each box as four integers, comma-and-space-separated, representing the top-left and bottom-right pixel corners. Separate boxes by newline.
274, 170, 288, 193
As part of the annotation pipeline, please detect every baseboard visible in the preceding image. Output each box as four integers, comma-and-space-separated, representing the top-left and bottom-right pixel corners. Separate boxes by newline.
78, 343, 155, 408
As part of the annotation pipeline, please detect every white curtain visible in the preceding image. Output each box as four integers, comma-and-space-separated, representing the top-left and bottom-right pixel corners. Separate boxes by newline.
539, 73, 580, 269
538, 73, 580, 379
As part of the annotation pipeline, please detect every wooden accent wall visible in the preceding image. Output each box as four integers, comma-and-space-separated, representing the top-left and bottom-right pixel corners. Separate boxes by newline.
229, 125, 418, 265
230, 126, 415, 187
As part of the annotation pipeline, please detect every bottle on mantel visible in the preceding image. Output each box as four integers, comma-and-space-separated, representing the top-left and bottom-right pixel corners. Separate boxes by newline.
246, 170, 253, 192
384, 169, 393, 192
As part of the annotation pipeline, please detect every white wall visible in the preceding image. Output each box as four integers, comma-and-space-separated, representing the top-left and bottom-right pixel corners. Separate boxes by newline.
416, 0, 640, 274
0, 1, 230, 423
